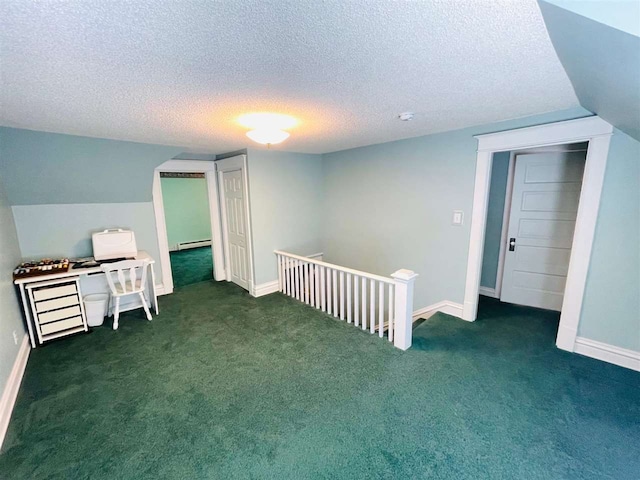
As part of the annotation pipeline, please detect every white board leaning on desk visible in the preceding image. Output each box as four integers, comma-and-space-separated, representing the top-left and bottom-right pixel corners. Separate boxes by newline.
14, 251, 159, 348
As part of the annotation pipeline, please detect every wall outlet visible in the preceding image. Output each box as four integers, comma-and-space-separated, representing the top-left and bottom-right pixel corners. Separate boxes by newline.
12, 330, 19, 345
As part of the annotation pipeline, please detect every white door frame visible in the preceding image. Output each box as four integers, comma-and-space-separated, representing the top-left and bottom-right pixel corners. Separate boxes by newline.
215, 154, 255, 292
462, 116, 613, 352
152, 160, 226, 294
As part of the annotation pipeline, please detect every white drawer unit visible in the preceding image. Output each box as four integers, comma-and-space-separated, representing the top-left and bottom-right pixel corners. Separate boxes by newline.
26, 278, 89, 345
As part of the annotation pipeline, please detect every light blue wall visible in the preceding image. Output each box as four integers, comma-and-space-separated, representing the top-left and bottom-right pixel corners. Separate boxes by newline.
542, 0, 640, 37
12, 202, 161, 266
0, 127, 183, 205
539, 1, 640, 141
0, 127, 190, 284
480, 152, 510, 290
247, 149, 324, 285
0, 176, 26, 398
160, 177, 211, 250
321, 108, 592, 310
578, 129, 640, 351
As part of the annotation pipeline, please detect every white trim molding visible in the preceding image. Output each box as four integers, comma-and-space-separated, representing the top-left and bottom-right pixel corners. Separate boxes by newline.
478, 287, 497, 298
155, 283, 170, 296
152, 159, 225, 295
574, 337, 640, 372
0, 335, 30, 449
251, 280, 280, 298
307, 252, 324, 261
462, 116, 614, 356
413, 300, 465, 321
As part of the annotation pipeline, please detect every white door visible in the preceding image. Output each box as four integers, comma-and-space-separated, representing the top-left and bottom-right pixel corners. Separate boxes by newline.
500, 151, 586, 311
217, 157, 251, 291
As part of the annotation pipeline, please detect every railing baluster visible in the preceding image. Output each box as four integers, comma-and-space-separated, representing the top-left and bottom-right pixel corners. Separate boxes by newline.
332, 269, 338, 318
304, 262, 309, 305
286, 257, 292, 296
378, 281, 384, 338
339, 271, 345, 320
327, 268, 332, 315
354, 275, 359, 327
295, 260, 301, 300
320, 266, 326, 312
277, 255, 282, 292
388, 284, 394, 342
362, 279, 367, 331
309, 264, 315, 307
314, 265, 320, 308
369, 279, 375, 334
346, 273, 352, 324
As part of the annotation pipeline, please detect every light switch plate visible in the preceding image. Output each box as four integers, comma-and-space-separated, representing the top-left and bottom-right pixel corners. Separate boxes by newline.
452, 210, 464, 226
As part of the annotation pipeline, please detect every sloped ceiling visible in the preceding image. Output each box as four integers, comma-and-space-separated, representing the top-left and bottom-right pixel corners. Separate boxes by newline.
539, 0, 640, 141
0, 0, 578, 154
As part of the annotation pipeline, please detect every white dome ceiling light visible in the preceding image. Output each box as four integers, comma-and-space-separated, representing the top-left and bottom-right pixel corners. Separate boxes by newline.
246, 128, 290, 145
238, 113, 298, 147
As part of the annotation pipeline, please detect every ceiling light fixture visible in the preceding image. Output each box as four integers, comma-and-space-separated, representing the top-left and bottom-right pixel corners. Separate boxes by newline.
246, 128, 290, 145
238, 112, 298, 147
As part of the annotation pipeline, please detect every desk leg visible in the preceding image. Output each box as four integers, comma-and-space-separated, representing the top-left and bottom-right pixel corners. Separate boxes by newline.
19, 284, 37, 348
150, 264, 159, 315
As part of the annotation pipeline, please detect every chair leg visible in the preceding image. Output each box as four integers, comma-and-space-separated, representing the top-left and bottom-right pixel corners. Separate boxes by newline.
139, 292, 152, 321
113, 297, 120, 330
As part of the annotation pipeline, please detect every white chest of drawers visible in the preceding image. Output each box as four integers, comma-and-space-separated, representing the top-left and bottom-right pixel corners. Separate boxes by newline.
25, 278, 89, 345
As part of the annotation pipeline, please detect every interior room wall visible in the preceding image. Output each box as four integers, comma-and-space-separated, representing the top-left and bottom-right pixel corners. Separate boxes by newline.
0, 176, 26, 397
578, 128, 640, 351
479, 151, 510, 290
160, 177, 211, 250
247, 149, 324, 285
321, 107, 592, 311
0, 127, 185, 284
321, 110, 639, 354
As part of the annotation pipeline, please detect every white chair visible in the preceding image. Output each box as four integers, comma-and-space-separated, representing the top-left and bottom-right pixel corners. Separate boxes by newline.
101, 259, 152, 330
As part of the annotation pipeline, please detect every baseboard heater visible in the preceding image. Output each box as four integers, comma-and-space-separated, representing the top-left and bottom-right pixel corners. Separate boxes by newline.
173, 239, 212, 251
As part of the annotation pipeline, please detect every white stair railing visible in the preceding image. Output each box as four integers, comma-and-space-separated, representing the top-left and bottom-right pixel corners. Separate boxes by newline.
274, 250, 418, 350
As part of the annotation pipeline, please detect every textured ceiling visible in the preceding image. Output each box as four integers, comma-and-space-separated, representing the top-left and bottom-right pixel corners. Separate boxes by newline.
0, 0, 578, 154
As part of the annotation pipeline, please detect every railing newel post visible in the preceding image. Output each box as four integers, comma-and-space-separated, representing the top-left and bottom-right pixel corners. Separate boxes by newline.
391, 269, 419, 351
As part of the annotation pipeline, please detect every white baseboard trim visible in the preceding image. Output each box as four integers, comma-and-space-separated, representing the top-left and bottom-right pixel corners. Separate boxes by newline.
574, 337, 640, 372
413, 300, 465, 321
0, 334, 30, 450
478, 286, 498, 298
307, 252, 324, 261
252, 280, 280, 298
155, 284, 171, 296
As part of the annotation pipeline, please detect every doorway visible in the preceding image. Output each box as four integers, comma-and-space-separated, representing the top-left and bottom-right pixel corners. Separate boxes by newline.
152, 156, 254, 295
479, 143, 588, 311
160, 172, 214, 288
462, 116, 613, 353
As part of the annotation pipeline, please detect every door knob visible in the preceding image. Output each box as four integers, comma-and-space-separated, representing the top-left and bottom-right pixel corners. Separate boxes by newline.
509, 238, 516, 252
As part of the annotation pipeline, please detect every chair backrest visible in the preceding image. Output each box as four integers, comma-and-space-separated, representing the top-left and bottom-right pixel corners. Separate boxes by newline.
101, 259, 149, 296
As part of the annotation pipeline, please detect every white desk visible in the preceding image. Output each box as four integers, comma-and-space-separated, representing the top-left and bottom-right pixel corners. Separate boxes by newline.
14, 251, 159, 348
